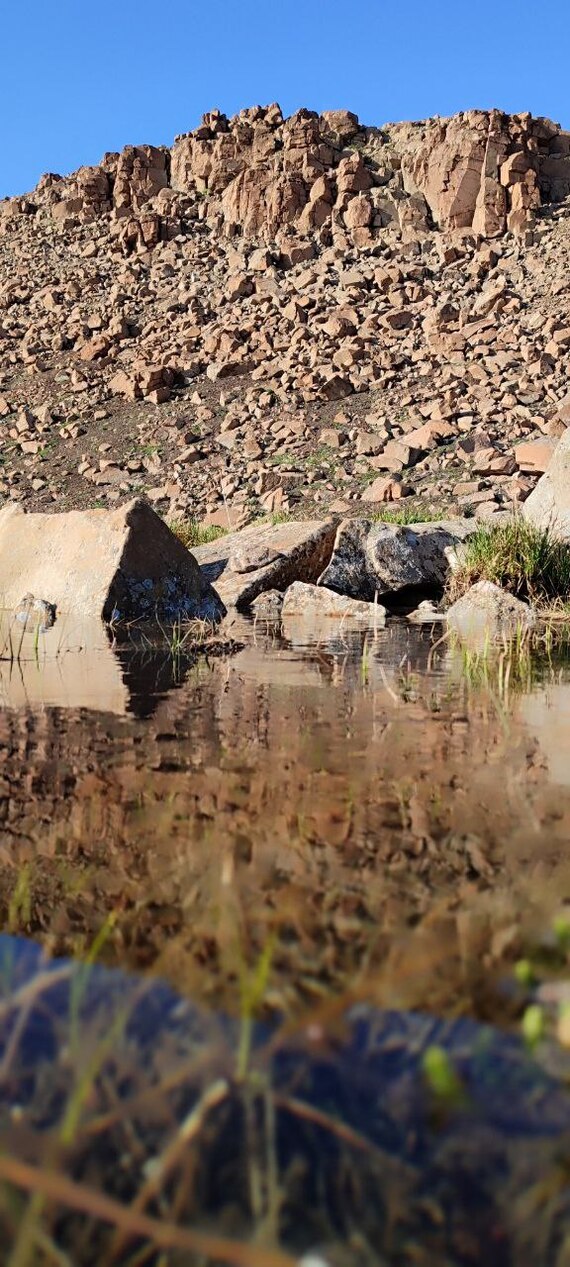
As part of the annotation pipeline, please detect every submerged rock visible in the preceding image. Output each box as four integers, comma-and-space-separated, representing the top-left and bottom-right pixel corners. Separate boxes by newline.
0, 498, 225, 623
192, 519, 338, 609
282, 581, 386, 624
523, 430, 570, 538
250, 589, 284, 619
446, 580, 537, 641
318, 518, 475, 601
14, 593, 57, 631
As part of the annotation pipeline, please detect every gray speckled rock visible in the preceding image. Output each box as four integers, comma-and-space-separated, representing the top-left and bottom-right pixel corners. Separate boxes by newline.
523, 430, 570, 539
250, 589, 284, 619
446, 581, 536, 641
318, 518, 475, 600
14, 593, 57, 631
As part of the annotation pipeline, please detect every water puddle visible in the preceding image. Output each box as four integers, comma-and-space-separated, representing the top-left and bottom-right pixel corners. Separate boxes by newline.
1, 615, 570, 1261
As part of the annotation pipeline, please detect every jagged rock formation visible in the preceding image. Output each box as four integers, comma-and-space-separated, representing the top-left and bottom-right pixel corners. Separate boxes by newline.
1, 104, 570, 525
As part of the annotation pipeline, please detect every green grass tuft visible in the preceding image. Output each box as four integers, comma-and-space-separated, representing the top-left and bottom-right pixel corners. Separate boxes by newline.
169, 519, 228, 549
369, 507, 444, 525
448, 520, 570, 606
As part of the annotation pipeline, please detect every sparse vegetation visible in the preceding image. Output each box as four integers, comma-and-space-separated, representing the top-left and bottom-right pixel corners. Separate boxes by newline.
369, 506, 444, 525
169, 518, 228, 549
447, 520, 570, 606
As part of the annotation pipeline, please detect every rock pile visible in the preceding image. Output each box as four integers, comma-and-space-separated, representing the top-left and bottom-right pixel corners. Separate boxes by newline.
1, 104, 570, 528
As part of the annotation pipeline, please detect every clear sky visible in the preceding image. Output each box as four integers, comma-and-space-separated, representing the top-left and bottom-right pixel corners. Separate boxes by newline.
2, 0, 569, 198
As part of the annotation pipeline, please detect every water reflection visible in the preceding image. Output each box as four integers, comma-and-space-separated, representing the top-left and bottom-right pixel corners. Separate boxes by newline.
0, 616, 569, 1016
0, 610, 205, 717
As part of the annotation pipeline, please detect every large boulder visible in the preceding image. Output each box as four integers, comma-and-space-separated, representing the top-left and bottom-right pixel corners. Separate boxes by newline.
192, 519, 338, 609
317, 519, 475, 601
0, 498, 224, 623
523, 430, 570, 538
446, 580, 536, 642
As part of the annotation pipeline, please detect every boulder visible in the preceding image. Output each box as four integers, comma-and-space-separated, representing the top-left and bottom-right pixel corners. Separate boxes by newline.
523, 431, 570, 537
0, 498, 224, 623
192, 519, 337, 609
281, 581, 386, 624
250, 589, 284, 620
318, 519, 475, 601
446, 580, 536, 642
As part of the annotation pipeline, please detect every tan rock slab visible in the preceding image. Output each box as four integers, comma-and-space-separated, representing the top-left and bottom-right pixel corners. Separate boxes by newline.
192, 519, 338, 609
281, 581, 386, 623
524, 430, 570, 538
514, 438, 558, 473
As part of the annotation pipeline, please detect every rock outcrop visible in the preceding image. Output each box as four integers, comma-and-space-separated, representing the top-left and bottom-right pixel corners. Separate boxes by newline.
386, 111, 567, 239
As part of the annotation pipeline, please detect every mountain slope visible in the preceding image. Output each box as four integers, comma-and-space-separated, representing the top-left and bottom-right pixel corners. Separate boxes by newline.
1, 104, 570, 525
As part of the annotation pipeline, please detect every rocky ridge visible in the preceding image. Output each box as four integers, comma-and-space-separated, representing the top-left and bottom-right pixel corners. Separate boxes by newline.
1, 104, 570, 526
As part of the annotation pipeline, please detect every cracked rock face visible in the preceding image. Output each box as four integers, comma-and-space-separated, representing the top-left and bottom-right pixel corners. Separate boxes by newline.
318, 519, 476, 600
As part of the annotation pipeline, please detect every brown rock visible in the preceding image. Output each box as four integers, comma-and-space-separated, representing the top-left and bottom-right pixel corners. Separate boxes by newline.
514, 438, 558, 473
192, 519, 337, 609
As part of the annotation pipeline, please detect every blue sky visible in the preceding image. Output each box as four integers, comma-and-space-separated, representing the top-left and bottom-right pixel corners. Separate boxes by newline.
2, 0, 569, 198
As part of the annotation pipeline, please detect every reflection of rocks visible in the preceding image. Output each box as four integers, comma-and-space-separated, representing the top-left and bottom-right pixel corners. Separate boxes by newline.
0, 612, 216, 715
0, 625, 569, 1009
0, 625, 567, 1018
521, 684, 570, 786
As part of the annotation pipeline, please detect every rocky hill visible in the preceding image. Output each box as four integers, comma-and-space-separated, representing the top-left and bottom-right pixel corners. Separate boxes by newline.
1, 104, 570, 527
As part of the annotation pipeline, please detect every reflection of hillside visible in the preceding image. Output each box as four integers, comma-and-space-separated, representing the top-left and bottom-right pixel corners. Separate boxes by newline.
520, 685, 570, 787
